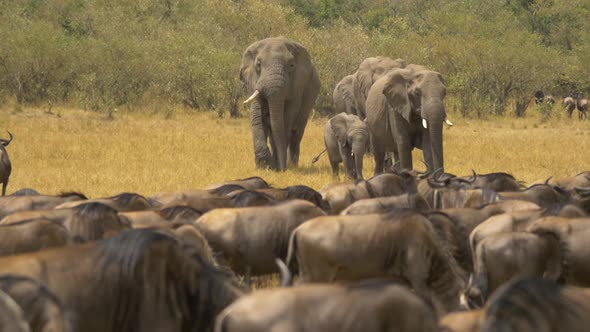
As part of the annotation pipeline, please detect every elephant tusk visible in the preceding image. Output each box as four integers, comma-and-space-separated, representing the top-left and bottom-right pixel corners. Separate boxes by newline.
445, 119, 454, 126
243, 90, 260, 104
422, 118, 428, 129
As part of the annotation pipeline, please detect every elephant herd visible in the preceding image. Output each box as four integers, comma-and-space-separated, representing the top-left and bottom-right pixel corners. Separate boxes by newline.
0, 166, 588, 331
241, 37, 452, 175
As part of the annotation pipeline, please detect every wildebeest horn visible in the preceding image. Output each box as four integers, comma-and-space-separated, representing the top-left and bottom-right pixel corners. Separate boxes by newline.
458, 169, 477, 184
243, 90, 260, 104
544, 176, 553, 185
427, 177, 448, 189
276, 258, 292, 287
0, 131, 13, 146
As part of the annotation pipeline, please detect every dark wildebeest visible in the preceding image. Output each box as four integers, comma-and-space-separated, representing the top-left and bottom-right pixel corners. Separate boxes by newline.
196, 200, 326, 281
215, 279, 438, 332
0, 229, 244, 332
479, 278, 590, 332
0, 275, 72, 332
286, 209, 467, 313
0, 131, 13, 196
340, 193, 430, 215
576, 92, 588, 120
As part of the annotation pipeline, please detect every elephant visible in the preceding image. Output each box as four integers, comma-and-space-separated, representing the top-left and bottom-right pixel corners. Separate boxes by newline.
333, 75, 359, 116
366, 65, 453, 175
321, 112, 368, 180
240, 37, 320, 170
0, 131, 13, 196
353, 57, 407, 120
564, 96, 576, 118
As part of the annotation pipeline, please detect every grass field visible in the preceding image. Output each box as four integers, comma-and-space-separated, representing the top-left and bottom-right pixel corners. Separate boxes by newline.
0, 104, 588, 198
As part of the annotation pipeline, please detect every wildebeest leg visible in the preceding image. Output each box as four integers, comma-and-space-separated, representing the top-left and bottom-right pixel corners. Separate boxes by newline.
244, 266, 252, 287
1, 182, 6, 196
374, 150, 386, 175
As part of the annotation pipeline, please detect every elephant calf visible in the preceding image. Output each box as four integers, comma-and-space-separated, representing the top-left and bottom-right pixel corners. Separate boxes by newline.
322, 112, 368, 180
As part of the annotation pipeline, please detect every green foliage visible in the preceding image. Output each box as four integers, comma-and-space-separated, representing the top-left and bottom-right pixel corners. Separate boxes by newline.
0, 0, 589, 118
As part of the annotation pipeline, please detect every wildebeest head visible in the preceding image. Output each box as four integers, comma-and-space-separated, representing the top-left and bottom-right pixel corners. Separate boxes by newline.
64, 202, 129, 242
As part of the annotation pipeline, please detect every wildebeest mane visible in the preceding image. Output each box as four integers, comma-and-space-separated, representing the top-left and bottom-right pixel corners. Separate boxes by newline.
210, 184, 245, 196
108, 192, 150, 206
158, 205, 203, 221
481, 278, 567, 332
10, 188, 41, 196
285, 185, 323, 206
230, 190, 274, 207
479, 172, 516, 181
58, 191, 88, 200
236, 176, 270, 187
94, 229, 240, 331
0, 274, 63, 309
67, 202, 122, 242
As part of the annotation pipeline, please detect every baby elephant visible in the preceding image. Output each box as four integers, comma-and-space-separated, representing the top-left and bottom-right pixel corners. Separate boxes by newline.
323, 112, 369, 180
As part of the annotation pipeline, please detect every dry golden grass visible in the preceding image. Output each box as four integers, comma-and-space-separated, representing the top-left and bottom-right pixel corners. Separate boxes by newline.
0, 104, 588, 198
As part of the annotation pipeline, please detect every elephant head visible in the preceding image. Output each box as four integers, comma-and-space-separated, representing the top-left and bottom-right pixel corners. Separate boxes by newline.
353, 57, 406, 119
382, 66, 451, 172
240, 37, 320, 171
330, 113, 368, 180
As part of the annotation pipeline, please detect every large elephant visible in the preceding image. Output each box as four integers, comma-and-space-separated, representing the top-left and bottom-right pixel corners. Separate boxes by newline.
366, 65, 452, 174
333, 74, 359, 117
240, 37, 320, 171
353, 56, 406, 120
323, 112, 368, 180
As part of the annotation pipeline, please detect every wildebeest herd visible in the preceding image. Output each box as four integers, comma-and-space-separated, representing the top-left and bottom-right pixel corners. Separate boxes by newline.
0, 162, 587, 331
0, 36, 588, 331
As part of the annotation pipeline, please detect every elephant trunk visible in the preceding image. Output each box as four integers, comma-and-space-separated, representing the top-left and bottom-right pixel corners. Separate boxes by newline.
352, 140, 365, 180
423, 100, 445, 172
258, 65, 288, 171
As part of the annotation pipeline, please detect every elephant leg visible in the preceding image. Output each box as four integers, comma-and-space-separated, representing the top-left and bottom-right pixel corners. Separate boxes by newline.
339, 145, 355, 179
286, 100, 307, 167
330, 160, 339, 177
1, 182, 5, 196
251, 101, 273, 169
391, 114, 413, 170
373, 150, 386, 175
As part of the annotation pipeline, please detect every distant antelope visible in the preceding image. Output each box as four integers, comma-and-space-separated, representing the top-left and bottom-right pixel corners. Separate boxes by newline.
0, 132, 13, 196
577, 93, 588, 120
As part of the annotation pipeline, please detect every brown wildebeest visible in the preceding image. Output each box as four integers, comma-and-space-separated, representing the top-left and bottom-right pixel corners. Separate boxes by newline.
340, 193, 430, 215
0, 219, 71, 256
479, 278, 590, 332
462, 231, 564, 308
319, 180, 377, 214
286, 209, 467, 313
0, 288, 29, 332
0, 275, 72, 332
0, 229, 244, 332
215, 279, 437, 332
55, 192, 152, 212
63, 202, 130, 242
206, 176, 270, 190
196, 200, 325, 280
0, 192, 87, 220
121, 205, 203, 229
0, 131, 13, 196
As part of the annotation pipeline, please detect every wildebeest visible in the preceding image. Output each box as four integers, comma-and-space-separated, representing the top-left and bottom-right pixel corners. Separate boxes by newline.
55, 192, 152, 212
0, 229, 243, 332
462, 231, 564, 308
0, 288, 29, 332
320, 180, 376, 214
63, 202, 130, 242
498, 184, 572, 213
0, 219, 71, 256
439, 309, 483, 332
340, 193, 430, 215
479, 278, 590, 332
196, 200, 326, 280
206, 176, 270, 190
253, 185, 329, 210
0, 131, 13, 196
434, 188, 499, 209
215, 279, 438, 332
0, 192, 87, 220
0, 275, 72, 332
286, 209, 466, 313
121, 205, 203, 228
564, 96, 576, 118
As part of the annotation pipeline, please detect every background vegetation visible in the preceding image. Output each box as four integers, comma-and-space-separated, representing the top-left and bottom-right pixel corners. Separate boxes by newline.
1, 0, 590, 118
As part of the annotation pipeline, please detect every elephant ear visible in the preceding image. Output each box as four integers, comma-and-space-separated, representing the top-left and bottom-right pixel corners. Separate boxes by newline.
383, 70, 412, 123
330, 113, 349, 147
239, 43, 259, 93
